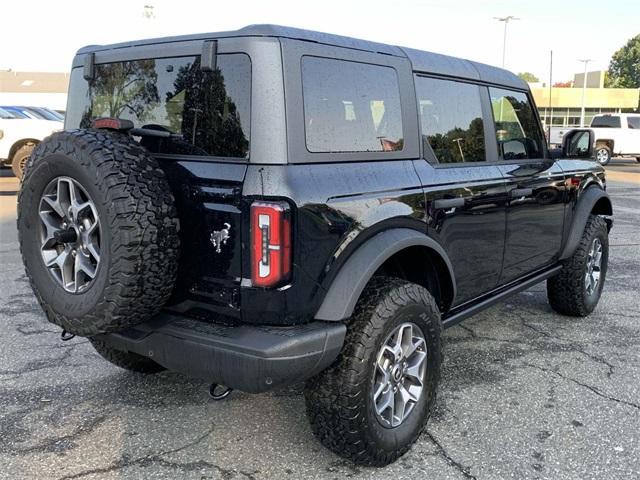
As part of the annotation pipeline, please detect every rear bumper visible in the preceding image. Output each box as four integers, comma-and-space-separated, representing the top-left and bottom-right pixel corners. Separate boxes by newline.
93, 313, 346, 393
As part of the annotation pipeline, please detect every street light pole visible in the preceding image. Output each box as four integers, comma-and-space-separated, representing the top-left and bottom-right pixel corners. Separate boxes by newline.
494, 16, 520, 68
579, 59, 591, 127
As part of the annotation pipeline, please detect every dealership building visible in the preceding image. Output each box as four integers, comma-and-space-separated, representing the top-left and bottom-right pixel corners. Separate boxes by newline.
0, 71, 69, 111
530, 70, 639, 129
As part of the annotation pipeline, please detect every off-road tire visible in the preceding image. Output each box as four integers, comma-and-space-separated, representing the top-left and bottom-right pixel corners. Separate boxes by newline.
18, 129, 180, 336
595, 146, 611, 166
547, 215, 608, 316
90, 339, 165, 373
304, 277, 442, 466
11, 143, 35, 180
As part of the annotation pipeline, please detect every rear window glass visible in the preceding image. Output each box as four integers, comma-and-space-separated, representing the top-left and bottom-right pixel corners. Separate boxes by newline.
301, 56, 404, 153
66, 54, 250, 158
591, 115, 621, 128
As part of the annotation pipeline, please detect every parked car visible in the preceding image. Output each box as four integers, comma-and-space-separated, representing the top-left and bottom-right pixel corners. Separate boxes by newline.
589, 113, 640, 165
0, 107, 63, 178
1, 105, 64, 122
16, 25, 612, 467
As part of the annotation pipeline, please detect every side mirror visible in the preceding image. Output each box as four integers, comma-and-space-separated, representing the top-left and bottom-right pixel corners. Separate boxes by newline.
562, 129, 594, 160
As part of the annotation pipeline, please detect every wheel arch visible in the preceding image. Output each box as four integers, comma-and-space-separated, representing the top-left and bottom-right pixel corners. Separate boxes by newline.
595, 138, 614, 153
314, 228, 456, 321
559, 187, 612, 260
10, 138, 39, 161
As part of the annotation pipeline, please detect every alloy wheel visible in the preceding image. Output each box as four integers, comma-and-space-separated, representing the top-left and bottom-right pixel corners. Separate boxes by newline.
38, 176, 101, 293
372, 322, 427, 428
585, 237, 603, 296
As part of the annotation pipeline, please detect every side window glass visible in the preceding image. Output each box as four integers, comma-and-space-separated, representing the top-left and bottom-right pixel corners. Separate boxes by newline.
414, 76, 486, 163
627, 117, 640, 129
302, 57, 404, 153
489, 88, 544, 160
591, 115, 621, 128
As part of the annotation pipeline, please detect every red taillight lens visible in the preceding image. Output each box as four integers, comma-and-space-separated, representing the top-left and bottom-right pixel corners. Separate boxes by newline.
251, 201, 292, 287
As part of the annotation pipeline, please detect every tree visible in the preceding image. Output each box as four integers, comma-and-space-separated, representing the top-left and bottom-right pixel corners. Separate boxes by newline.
517, 72, 539, 83
605, 34, 640, 111
605, 34, 640, 88
166, 59, 248, 158
552, 81, 572, 88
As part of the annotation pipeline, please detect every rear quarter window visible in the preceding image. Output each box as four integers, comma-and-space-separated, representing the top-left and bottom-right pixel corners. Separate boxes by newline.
65, 53, 251, 158
301, 56, 404, 153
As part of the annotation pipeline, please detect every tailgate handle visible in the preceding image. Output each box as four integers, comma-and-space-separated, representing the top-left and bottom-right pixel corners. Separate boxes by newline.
510, 188, 533, 198
433, 197, 465, 209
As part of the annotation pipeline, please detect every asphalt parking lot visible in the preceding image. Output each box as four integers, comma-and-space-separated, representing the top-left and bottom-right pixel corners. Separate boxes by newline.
0, 159, 638, 480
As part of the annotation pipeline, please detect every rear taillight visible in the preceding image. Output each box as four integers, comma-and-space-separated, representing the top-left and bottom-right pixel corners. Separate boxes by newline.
251, 201, 292, 288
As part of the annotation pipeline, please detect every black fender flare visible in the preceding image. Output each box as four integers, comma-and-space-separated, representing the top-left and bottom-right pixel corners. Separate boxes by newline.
559, 187, 613, 260
314, 228, 456, 321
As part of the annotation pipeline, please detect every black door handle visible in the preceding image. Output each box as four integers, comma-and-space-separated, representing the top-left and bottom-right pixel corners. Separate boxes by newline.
433, 197, 465, 209
510, 188, 533, 197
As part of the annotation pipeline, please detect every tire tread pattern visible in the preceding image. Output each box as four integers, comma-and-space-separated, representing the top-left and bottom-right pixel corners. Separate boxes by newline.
18, 129, 180, 336
547, 214, 608, 317
304, 277, 442, 466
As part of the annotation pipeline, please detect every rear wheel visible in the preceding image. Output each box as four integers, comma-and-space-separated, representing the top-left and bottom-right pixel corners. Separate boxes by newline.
304, 277, 442, 466
11, 143, 35, 179
595, 146, 611, 166
547, 215, 608, 316
90, 339, 165, 374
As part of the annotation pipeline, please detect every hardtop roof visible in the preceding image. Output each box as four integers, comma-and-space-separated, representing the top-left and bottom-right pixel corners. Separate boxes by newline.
76, 24, 527, 90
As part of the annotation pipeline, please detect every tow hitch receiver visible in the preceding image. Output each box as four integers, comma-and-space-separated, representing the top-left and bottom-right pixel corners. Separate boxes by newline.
209, 383, 233, 400
61, 330, 76, 341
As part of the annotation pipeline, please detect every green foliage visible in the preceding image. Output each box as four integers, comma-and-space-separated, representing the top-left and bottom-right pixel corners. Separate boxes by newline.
517, 72, 539, 83
167, 60, 248, 157
606, 34, 640, 88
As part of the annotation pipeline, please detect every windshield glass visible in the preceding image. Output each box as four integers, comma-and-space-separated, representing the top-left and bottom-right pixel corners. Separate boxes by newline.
0, 107, 18, 119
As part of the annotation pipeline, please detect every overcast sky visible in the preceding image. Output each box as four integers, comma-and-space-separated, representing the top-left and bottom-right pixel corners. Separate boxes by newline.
2, 0, 638, 83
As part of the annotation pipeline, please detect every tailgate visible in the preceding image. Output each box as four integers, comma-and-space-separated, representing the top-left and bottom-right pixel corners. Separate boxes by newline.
158, 159, 247, 322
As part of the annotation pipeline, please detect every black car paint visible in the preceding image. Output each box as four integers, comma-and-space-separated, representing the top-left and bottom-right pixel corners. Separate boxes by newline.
65, 28, 610, 329
153, 154, 605, 326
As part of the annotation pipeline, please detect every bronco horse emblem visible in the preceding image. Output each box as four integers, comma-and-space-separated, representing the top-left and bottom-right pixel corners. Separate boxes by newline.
210, 223, 231, 253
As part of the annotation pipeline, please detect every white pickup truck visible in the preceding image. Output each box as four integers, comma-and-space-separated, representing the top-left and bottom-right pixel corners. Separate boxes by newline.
0, 107, 63, 179
589, 113, 640, 166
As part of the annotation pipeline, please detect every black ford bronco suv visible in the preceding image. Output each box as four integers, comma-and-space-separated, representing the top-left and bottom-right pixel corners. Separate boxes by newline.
17, 25, 613, 466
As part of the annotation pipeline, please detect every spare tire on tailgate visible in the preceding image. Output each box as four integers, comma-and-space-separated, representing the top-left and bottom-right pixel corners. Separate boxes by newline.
17, 129, 180, 337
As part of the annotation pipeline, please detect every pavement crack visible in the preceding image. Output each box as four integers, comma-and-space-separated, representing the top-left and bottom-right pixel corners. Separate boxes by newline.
426, 432, 477, 480
573, 349, 616, 377
5, 414, 109, 455
0, 342, 85, 377
16, 325, 58, 336
56, 425, 226, 480
525, 363, 640, 411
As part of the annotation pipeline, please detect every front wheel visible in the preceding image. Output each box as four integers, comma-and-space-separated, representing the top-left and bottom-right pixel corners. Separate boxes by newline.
304, 278, 442, 466
595, 146, 611, 166
547, 215, 609, 316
